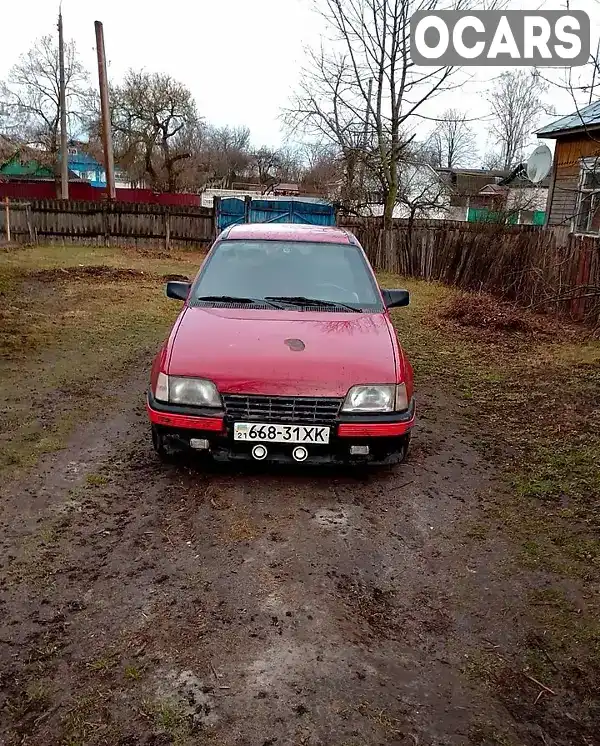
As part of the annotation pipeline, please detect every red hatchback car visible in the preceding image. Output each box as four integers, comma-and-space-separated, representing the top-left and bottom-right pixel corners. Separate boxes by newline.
147, 223, 415, 466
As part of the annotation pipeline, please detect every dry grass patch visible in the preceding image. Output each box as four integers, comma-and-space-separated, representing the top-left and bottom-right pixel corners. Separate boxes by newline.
436, 289, 587, 340
383, 275, 600, 741
0, 244, 206, 475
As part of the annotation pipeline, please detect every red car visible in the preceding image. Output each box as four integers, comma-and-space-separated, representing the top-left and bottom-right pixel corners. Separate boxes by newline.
147, 223, 415, 466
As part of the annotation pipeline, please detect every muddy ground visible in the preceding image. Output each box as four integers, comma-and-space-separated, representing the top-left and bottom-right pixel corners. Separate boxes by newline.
0, 247, 598, 745
1, 367, 571, 746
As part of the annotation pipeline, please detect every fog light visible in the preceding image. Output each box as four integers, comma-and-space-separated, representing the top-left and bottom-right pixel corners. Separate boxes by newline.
190, 438, 210, 451
350, 445, 370, 456
252, 444, 268, 461
292, 446, 308, 462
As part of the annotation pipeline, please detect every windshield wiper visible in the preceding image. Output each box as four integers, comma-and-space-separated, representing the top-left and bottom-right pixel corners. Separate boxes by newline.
265, 296, 363, 313
194, 295, 285, 309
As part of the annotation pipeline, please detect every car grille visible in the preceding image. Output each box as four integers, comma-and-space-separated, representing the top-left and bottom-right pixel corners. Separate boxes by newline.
223, 395, 342, 425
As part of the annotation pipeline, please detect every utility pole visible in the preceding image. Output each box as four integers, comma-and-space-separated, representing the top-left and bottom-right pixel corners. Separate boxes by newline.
58, 7, 69, 199
95, 21, 116, 200
360, 78, 373, 200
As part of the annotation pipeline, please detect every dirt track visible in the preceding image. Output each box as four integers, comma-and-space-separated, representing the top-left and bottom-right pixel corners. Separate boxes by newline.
0, 369, 539, 746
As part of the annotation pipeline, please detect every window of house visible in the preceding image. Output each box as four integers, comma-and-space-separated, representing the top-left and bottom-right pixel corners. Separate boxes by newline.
575, 159, 600, 233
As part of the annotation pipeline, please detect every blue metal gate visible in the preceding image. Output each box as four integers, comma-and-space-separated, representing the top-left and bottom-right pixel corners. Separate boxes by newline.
216, 197, 336, 232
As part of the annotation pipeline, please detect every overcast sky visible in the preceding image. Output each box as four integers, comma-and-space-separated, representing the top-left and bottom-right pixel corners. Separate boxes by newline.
0, 0, 598, 163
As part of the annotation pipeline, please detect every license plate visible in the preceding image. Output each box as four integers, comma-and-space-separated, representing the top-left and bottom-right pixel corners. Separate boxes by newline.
234, 423, 330, 444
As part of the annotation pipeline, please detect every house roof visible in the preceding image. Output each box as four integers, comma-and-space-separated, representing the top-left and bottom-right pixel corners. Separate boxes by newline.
478, 184, 507, 195
436, 167, 510, 197
0, 156, 55, 179
0, 154, 83, 182
436, 167, 509, 178
536, 100, 600, 138
69, 150, 102, 168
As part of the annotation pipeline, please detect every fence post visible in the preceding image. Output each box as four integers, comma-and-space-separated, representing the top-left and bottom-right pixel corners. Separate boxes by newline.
102, 202, 110, 247
25, 204, 35, 243
214, 196, 221, 237
244, 195, 252, 224
4, 197, 10, 243
165, 209, 171, 252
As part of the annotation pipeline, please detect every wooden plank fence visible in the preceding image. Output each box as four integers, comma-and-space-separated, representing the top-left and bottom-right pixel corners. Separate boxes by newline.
1, 202, 598, 325
339, 217, 600, 325
0, 199, 214, 249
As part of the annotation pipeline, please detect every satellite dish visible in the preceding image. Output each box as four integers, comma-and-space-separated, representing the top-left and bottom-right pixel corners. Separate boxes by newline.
526, 144, 553, 184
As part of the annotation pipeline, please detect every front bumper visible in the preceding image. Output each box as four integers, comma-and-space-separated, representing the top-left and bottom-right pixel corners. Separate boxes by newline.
146, 392, 415, 465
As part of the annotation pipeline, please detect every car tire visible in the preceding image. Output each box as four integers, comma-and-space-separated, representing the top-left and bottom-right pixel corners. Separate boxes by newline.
152, 426, 174, 463
397, 433, 411, 464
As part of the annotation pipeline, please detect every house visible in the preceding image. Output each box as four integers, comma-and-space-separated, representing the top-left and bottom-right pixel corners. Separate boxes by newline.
0, 152, 82, 183
466, 165, 549, 225
0, 145, 135, 192
362, 162, 465, 220
67, 143, 134, 190
536, 101, 600, 232
67, 144, 105, 187
500, 164, 549, 225
436, 167, 510, 208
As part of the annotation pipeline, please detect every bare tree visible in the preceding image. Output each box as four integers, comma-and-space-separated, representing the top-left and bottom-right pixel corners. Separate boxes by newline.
110, 70, 200, 192
487, 70, 547, 170
284, 47, 368, 207
285, 0, 506, 227
304, 159, 343, 197
429, 109, 477, 169
275, 146, 303, 183
397, 160, 450, 222
0, 34, 92, 187
204, 125, 252, 187
300, 141, 338, 170
245, 145, 302, 187
298, 142, 344, 197
252, 146, 282, 184
481, 149, 504, 171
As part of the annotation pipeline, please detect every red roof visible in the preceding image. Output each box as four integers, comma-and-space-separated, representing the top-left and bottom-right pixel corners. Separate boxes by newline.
225, 223, 353, 244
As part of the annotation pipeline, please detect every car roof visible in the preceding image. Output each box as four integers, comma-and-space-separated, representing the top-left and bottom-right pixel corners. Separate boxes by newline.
221, 223, 357, 245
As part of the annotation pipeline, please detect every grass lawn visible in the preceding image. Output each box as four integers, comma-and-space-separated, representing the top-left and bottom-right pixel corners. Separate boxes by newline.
0, 243, 206, 474
383, 274, 600, 730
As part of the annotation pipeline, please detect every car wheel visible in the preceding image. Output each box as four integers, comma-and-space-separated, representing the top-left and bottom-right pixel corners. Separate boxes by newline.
397, 433, 411, 464
152, 426, 174, 463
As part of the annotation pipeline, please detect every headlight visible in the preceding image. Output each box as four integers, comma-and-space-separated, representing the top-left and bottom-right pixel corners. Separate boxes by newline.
343, 385, 395, 413
154, 373, 222, 408
342, 383, 409, 413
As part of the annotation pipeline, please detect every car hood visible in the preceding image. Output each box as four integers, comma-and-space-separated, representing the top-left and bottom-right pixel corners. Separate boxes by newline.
168, 307, 398, 397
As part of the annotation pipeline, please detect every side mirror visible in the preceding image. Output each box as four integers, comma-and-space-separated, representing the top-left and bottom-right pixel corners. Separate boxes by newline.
382, 289, 410, 309
166, 281, 191, 301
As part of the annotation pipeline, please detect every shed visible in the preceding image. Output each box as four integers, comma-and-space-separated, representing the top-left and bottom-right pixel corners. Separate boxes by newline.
536, 101, 600, 232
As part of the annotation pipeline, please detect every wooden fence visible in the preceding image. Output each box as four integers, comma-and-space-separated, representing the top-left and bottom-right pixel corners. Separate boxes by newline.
339, 217, 600, 324
1, 201, 598, 324
0, 199, 214, 249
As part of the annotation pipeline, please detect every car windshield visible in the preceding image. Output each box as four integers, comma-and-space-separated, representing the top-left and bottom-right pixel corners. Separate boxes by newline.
191, 239, 383, 311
